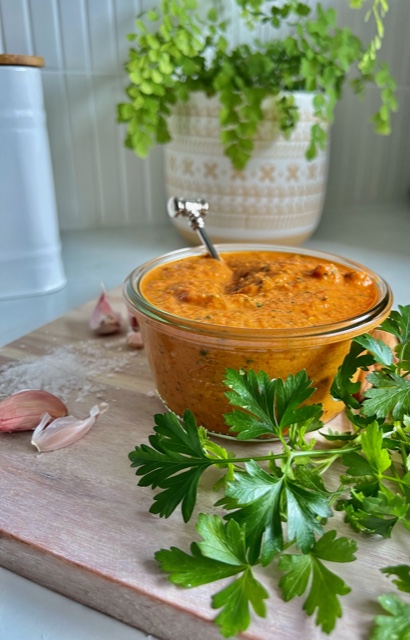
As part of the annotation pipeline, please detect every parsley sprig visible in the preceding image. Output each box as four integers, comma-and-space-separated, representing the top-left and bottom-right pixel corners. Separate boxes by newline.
129, 305, 410, 637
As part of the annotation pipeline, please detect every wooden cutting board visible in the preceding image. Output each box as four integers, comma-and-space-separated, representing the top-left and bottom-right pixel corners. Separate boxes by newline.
0, 289, 408, 640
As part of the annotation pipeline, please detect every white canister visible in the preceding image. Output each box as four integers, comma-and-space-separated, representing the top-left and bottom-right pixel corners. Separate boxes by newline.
0, 54, 66, 298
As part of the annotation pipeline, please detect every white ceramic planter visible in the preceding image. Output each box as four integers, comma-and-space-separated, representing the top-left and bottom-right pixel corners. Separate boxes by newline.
165, 92, 329, 246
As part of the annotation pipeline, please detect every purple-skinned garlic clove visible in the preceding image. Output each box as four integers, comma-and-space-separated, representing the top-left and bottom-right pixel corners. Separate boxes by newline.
90, 289, 122, 335
0, 390, 68, 433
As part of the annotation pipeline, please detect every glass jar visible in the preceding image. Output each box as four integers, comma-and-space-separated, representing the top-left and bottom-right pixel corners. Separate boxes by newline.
124, 244, 393, 437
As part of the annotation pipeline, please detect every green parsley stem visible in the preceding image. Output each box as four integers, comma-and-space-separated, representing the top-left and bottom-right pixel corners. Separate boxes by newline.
382, 469, 408, 489
212, 445, 360, 466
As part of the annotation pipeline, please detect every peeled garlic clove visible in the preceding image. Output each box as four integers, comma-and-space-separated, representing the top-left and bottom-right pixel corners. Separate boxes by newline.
0, 390, 68, 433
126, 330, 144, 349
31, 402, 109, 452
90, 289, 122, 335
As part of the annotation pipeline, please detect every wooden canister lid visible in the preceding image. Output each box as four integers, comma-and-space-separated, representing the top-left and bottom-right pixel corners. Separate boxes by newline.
0, 54, 44, 67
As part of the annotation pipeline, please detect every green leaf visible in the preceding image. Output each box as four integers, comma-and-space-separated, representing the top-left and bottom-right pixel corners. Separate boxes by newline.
197, 514, 247, 566
381, 306, 410, 343
342, 450, 375, 477
279, 531, 355, 634
381, 565, 410, 593
155, 542, 242, 587
344, 491, 410, 537
362, 372, 410, 420
222, 460, 332, 559
331, 340, 375, 408
355, 334, 394, 367
224, 369, 322, 439
207, 7, 218, 22
371, 594, 410, 640
361, 422, 392, 474
381, 306, 410, 373
303, 560, 351, 633
222, 460, 285, 564
212, 567, 268, 637
313, 529, 357, 563
285, 480, 333, 552
156, 514, 268, 637
129, 410, 214, 521
117, 102, 135, 122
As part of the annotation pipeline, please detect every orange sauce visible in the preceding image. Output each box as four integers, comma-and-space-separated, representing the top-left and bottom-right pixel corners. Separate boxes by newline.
133, 250, 384, 435
141, 251, 377, 329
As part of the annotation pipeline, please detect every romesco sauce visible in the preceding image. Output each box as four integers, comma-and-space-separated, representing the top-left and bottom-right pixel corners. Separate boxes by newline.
140, 251, 378, 329
128, 249, 390, 436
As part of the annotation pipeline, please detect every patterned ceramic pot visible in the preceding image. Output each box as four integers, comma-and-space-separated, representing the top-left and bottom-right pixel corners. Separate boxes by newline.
164, 92, 329, 246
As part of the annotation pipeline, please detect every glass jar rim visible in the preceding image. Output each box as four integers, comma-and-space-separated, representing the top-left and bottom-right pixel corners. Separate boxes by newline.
123, 244, 393, 342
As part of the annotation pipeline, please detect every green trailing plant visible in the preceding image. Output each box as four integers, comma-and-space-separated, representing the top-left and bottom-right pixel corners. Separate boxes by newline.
117, 0, 397, 170
129, 305, 410, 638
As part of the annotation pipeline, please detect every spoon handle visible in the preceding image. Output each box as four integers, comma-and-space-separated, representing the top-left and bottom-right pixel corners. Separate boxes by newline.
167, 197, 221, 261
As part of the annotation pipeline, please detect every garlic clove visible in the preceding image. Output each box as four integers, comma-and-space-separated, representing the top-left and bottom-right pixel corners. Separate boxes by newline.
126, 330, 144, 349
128, 312, 140, 331
0, 390, 68, 433
90, 289, 122, 335
31, 402, 109, 452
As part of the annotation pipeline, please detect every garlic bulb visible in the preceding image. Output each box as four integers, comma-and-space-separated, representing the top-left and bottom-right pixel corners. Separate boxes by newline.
31, 402, 109, 452
0, 390, 68, 433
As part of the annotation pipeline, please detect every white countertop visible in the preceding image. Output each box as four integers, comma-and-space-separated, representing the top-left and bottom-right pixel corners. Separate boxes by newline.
0, 204, 409, 640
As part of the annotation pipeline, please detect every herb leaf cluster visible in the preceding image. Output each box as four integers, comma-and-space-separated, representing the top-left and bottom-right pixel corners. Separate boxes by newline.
118, 0, 396, 169
129, 305, 410, 637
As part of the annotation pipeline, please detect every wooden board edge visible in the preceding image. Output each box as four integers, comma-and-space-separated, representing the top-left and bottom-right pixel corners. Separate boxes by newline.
0, 532, 226, 640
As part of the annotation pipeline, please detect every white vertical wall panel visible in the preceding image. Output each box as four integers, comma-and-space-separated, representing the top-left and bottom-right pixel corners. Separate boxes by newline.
0, 0, 409, 230
0, 10, 4, 51
87, 0, 118, 75
29, 0, 61, 69
64, 73, 101, 228
58, 0, 89, 72
0, 0, 32, 54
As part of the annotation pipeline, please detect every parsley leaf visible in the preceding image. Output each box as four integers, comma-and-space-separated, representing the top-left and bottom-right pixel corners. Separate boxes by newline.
224, 368, 322, 439
343, 491, 410, 537
355, 334, 394, 367
221, 460, 332, 560
129, 306, 410, 639
212, 567, 269, 638
371, 594, 410, 640
380, 304, 410, 375
361, 421, 391, 474
285, 480, 332, 552
220, 460, 285, 564
381, 565, 410, 593
381, 305, 410, 344
362, 372, 410, 420
129, 410, 214, 521
155, 514, 269, 637
279, 531, 356, 633
330, 340, 375, 409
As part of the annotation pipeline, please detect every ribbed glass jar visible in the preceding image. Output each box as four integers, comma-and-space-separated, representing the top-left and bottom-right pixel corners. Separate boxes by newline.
124, 244, 393, 437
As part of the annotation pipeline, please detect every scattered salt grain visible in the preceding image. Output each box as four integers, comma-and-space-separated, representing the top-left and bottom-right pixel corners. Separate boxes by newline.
0, 339, 133, 403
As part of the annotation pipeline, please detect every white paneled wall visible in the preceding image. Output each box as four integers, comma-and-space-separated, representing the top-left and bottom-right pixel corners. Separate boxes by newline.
0, 0, 409, 231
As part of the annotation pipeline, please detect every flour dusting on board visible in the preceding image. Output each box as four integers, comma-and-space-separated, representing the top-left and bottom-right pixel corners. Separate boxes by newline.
0, 339, 137, 402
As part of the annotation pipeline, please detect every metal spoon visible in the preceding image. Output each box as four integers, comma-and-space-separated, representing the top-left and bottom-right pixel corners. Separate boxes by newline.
167, 197, 221, 261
